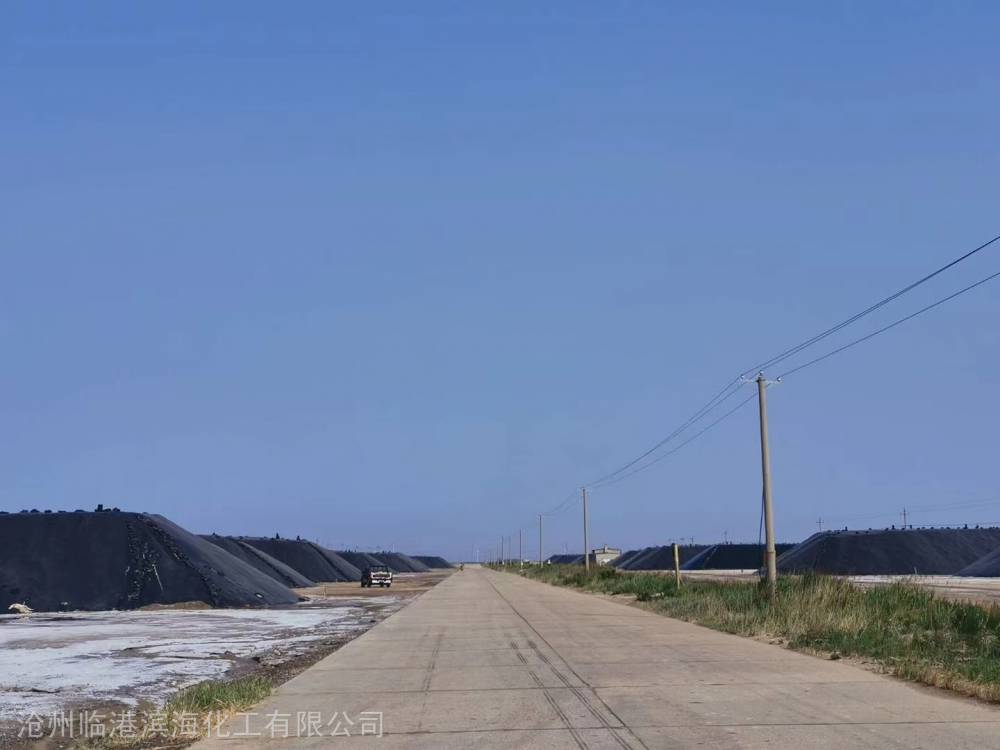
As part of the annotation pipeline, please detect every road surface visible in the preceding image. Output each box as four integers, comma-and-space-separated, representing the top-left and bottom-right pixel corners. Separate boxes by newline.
196, 566, 1000, 748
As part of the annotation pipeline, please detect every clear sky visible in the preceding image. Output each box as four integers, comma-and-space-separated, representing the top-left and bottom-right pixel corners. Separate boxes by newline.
2, 3, 998, 561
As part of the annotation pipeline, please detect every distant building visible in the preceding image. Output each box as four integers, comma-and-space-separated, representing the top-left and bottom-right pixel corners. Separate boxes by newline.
591, 545, 622, 566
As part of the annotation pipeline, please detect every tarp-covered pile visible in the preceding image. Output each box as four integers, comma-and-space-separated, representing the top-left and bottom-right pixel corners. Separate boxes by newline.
683, 543, 796, 570
335, 550, 386, 571
776, 528, 1000, 575
240, 538, 362, 582
957, 543, 1000, 576
201, 534, 315, 587
372, 552, 431, 573
546, 554, 584, 565
615, 545, 709, 570
0, 511, 300, 612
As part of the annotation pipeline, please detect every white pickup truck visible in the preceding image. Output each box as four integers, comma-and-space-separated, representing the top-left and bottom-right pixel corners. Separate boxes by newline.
361, 564, 393, 588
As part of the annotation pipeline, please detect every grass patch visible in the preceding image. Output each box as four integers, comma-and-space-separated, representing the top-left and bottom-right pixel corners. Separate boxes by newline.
516, 564, 1000, 702
165, 675, 272, 715
76, 676, 274, 749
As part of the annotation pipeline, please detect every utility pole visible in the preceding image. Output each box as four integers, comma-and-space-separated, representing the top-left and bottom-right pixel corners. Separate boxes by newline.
817, 517, 824, 532
518, 528, 522, 568
499, 536, 503, 566
902, 508, 908, 529
756, 374, 778, 596
582, 487, 590, 572
538, 514, 543, 565
672, 542, 681, 588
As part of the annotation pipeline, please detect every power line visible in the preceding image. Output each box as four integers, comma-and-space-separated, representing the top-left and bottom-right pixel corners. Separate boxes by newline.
540, 489, 579, 517
581, 233, 999, 492
582, 378, 747, 488
777, 267, 1000, 379
505, 233, 1000, 551
741, 232, 1000, 376
589, 390, 759, 489
799, 496, 1000, 526
908, 497, 1000, 514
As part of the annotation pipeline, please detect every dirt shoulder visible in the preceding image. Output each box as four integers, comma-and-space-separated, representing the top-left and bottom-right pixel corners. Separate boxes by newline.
293, 570, 452, 599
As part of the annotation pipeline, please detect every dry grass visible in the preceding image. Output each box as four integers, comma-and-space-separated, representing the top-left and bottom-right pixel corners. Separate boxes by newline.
76, 676, 273, 749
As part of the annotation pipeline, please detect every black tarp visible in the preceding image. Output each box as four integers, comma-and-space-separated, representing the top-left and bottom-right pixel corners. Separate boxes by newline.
776, 528, 1000, 575
201, 535, 315, 587
682, 543, 796, 570
241, 538, 360, 582
611, 548, 647, 568
413, 556, 453, 569
546, 554, 584, 565
314, 546, 363, 581
372, 552, 431, 573
957, 545, 1000, 576
622, 548, 660, 569
618, 545, 709, 570
336, 550, 386, 571
0, 511, 299, 612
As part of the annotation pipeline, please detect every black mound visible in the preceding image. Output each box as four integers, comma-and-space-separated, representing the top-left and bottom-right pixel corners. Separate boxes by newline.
683, 543, 796, 570
611, 548, 646, 568
413, 555, 453, 569
242, 538, 361, 582
957, 545, 1000, 576
372, 552, 431, 573
0, 511, 299, 612
336, 550, 385, 570
201, 535, 315, 587
777, 528, 1000, 575
619, 545, 709, 570
546, 554, 584, 565
316, 547, 363, 581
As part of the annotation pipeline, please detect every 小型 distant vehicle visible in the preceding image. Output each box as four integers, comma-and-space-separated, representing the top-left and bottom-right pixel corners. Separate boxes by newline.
361, 565, 393, 588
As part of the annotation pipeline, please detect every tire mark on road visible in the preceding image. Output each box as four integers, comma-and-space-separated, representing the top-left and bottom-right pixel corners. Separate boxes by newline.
489, 573, 650, 750
510, 638, 589, 750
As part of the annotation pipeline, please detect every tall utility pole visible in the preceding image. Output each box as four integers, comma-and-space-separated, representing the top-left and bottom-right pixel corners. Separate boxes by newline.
902, 508, 908, 529
672, 543, 681, 588
756, 374, 778, 595
582, 487, 590, 572
499, 536, 503, 566
817, 517, 824, 532
538, 514, 543, 565
518, 528, 522, 568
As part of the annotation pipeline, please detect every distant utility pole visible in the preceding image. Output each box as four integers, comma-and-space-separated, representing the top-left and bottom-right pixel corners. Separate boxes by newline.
499, 536, 503, 565
518, 528, 523, 568
902, 508, 908, 529
756, 373, 778, 596
817, 518, 824, 532
723, 530, 728, 544
672, 542, 681, 588
538, 514, 543, 565
581, 487, 591, 571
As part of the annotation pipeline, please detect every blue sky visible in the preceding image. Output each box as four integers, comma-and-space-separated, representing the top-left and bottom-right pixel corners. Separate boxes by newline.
2, 3, 998, 560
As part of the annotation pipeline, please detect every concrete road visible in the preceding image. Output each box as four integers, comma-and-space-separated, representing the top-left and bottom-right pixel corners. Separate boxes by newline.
195, 567, 1000, 749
